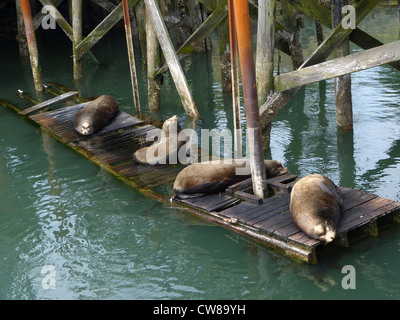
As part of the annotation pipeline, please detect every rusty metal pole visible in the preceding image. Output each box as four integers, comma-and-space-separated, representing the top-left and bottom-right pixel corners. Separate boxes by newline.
122, 0, 141, 114
228, 0, 242, 159
232, 0, 267, 199
20, 0, 43, 93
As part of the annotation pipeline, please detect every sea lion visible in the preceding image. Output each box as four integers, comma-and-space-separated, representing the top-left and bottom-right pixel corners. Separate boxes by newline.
173, 159, 287, 199
133, 115, 185, 165
74, 95, 119, 135
289, 174, 342, 243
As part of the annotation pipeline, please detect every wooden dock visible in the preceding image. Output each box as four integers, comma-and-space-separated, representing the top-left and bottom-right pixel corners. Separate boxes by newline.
2, 89, 400, 264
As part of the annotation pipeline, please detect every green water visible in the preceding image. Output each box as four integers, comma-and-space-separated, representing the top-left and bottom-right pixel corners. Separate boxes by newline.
1, 6, 400, 300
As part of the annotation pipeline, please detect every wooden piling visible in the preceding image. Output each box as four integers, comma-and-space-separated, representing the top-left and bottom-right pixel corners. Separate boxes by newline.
144, 0, 199, 118
135, 0, 147, 62
20, 0, 43, 94
122, 0, 141, 114
218, 12, 231, 91
332, 0, 353, 129
185, 0, 208, 52
72, 0, 83, 81
15, 0, 29, 60
146, 1, 161, 111
256, 0, 276, 105
315, 0, 324, 45
228, 0, 242, 158
232, 0, 267, 199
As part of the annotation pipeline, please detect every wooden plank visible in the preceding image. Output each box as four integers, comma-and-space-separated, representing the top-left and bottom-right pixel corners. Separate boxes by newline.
274, 40, 400, 92
75, 0, 139, 60
218, 201, 256, 219
144, 0, 199, 118
19, 91, 79, 115
338, 197, 395, 232
245, 197, 290, 226
233, 190, 263, 205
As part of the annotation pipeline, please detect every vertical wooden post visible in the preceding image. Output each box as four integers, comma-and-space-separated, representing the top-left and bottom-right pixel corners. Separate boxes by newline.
315, 0, 324, 45
218, 13, 232, 91
20, 0, 43, 93
16, 0, 29, 60
122, 0, 141, 114
146, 1, 161, 111
228, 0, 242, 158
135, 0, 147, 62
185, 0, 207, 52
332, 0, 353, 129
144, 0, 199, 118
72, 0, 83, 81
256, 0, 276, 106
232, 0, 267, 199
397, 0, 400, 40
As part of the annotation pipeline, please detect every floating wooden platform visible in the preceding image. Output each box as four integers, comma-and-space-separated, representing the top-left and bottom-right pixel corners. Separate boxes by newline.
2, 89, 400, 264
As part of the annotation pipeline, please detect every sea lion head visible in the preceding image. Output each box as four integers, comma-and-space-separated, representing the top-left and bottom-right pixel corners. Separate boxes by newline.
264, 160, 288, 178
314, 224, 336, 243
162, 115, 181, 137
77, 121, 93, 135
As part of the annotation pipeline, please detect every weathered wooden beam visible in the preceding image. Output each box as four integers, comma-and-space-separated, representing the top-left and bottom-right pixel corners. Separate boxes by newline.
300, 0, 381, 69
75, 0, 139, 60
72, 0, 83, 80
20, 0, 44, 93
332, 0, 353, 129
36, 0, 100, 65
90, 0, 117, 13
155, 0, 291, 77
144, 0, 199, 118
259, 0, 382, 145
155, 0, 228, 77
233, 0, 267, 199
135, 0, 147, 62
218, 13, 231, 91
38, 0, 73, 39
289, 0, 400, 71
16, 0, 29, 59
184, 0, 208, 52
274, 40, 400, 92
19, 91, 79, 115
33, 0, 63, 30
146, 0, 161, 111
256, 0, 276, 105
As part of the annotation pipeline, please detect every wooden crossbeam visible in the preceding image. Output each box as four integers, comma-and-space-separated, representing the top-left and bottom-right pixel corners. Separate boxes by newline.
19, 91, 79, 115
145, 0, 199, 118
37, 0, 100, 64
75, 0, 139, 60
300, 0, 381, 68
289, 0, 400, 71
155, 0, 290, 76
274, 40, 400, 91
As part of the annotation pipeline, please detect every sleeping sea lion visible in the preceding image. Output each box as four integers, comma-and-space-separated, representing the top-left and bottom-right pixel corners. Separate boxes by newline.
74, 95, 119, 135
173, 159, 287, 199
133, 115, 185, 165
289, 174, 342, 243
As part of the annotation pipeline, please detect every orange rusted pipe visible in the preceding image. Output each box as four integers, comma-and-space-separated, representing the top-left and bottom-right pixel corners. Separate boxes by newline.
231, 0, 267, 199
228, 0, 242, 158
20, 0, 43, 93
